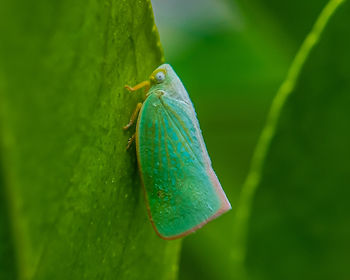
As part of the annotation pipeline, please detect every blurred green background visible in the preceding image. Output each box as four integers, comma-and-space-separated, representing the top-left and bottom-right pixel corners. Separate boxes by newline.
151, 0, 349, 279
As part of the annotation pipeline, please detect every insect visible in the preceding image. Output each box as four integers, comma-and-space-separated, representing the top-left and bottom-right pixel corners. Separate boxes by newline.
124, 64, 231, 240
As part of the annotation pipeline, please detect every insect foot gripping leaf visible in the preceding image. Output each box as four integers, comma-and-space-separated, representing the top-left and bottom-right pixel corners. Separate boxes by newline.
124, 64, 231, 240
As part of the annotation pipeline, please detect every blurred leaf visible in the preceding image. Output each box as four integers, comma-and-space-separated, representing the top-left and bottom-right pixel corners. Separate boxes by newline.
236, 0, 349, 279
0, 0, 180, 279
237, 0, 329, 56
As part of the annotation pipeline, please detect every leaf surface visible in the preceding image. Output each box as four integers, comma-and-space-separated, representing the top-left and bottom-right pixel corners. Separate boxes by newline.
0, 1, 180, 279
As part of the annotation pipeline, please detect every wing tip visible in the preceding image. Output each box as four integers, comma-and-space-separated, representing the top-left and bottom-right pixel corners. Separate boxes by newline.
154, 201, 232, 241
151, 170, 232, 241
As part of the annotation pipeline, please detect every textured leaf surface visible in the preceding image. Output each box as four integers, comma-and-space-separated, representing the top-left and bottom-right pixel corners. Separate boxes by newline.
242, 0, 350, 279
0, 0, 180, 279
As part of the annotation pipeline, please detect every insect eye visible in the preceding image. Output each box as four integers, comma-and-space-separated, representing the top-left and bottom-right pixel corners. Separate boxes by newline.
155, 71, 166, 83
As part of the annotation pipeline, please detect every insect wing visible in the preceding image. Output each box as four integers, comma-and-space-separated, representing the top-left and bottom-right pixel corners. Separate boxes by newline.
136, 92, 230, 239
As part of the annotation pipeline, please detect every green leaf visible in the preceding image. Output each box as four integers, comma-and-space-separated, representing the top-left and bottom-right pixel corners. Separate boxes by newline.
235, 0, 349, 279
0, 0, 180, 279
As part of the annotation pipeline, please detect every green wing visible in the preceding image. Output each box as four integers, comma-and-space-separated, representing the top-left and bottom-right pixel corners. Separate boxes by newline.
136, 92, 229, 239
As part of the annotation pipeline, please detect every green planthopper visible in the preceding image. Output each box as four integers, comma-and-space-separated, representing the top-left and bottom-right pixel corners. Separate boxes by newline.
124, 64, 231, 240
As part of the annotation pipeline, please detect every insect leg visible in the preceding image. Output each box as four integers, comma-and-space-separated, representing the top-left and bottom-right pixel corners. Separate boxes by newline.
123, 102, 142, 130
126, 133, 136, 150
125, 80, 150, 93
